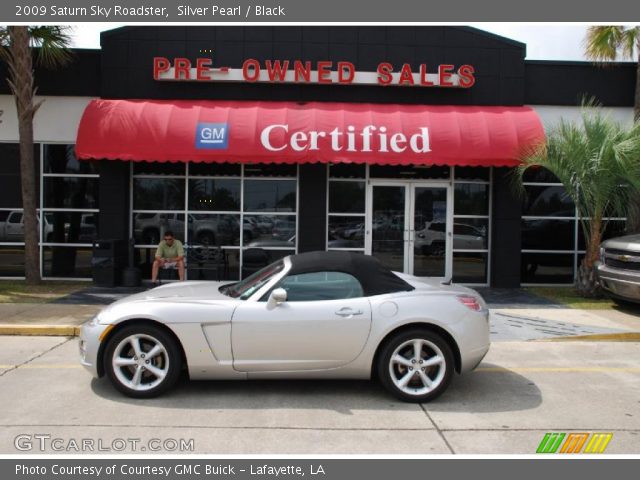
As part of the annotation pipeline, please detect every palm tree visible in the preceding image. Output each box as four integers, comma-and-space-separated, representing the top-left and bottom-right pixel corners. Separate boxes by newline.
585, 27, 640, 233
0, 26, 71, 284
515, 104, 640, 297
585, 26, 639, 122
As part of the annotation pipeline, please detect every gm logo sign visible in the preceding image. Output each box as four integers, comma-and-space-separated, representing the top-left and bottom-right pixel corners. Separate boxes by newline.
196, 123, 229, 149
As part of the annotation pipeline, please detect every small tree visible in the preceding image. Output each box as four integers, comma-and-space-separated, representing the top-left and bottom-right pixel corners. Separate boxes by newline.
515, 104, 640, 297
0, 26, 71, 284
585, 27, 640, 233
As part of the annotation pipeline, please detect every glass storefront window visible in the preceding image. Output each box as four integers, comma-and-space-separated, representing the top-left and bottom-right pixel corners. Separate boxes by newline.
188, 178, 241, 211
134, 246, 240, 281
187, 213, 240, 247
522, 186, 575, 217
522, 219, 575, 251
0, 245, 25, 276
43, 246, 93, 278
453, 219, 488, 250
133, 178, 186, 210
43, 144, 97, 174
454, 167, 490, 181
329, 163, 366, 179
133, 213, 186, 244
243, 215, 296, 246
454, 183, 489, 216
452, 252, 488, 284
243, 180, 296, 212
44, 177, 98, 209
522, 166, 561, 183
521, 253, 574, 284
329, 181, 365, 213
42, 212, 98, 244
328, 216, 365, 248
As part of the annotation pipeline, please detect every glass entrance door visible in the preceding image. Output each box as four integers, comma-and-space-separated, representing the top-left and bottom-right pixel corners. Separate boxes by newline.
367, 182, 451, 279
411, 185, 449, 277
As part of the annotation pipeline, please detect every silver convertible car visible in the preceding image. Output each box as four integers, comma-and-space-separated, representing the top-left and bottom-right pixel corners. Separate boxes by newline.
80, 251, 490, 402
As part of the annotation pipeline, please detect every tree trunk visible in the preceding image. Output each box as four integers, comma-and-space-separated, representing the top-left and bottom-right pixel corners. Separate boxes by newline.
575, 217, 603, 298
7, 27, 41, 284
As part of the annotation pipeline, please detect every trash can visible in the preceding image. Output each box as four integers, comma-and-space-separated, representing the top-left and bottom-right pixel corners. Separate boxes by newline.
92, 239, 127, 287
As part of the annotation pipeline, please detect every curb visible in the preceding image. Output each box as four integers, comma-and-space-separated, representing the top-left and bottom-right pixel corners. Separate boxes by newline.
0, 325, 80, 336
540, 332, 640, 342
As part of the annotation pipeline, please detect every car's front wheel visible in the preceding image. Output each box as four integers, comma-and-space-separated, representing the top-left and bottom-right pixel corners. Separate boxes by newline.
104, 324, 182, 398
377, 329, 454, 403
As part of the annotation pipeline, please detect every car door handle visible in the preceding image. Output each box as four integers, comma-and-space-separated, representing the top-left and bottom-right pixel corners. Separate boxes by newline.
335, 307, 363, 317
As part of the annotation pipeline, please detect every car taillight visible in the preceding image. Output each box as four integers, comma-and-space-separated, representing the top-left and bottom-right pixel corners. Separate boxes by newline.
457, 295, 482, 311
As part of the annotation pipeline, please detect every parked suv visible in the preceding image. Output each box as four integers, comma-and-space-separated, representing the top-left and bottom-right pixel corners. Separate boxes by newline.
596, 234, 640, 304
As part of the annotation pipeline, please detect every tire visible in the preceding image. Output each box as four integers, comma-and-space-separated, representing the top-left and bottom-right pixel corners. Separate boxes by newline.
377, 329, 454, 403
104, 324, 182, 398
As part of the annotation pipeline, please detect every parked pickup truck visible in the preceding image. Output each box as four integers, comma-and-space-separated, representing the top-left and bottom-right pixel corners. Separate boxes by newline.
0, 210, 53, 242
596, 234, 640, 304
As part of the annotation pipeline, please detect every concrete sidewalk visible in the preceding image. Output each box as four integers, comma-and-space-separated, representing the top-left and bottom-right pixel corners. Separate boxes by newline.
0, 303, 101, 335
0, 286, 638, 339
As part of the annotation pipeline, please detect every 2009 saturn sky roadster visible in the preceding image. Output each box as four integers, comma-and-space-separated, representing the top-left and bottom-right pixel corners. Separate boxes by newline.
80, 251, 490, 402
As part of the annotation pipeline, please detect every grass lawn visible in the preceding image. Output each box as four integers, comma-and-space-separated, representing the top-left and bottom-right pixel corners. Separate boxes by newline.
0, 281, 88, 303
525, 286, 617, 310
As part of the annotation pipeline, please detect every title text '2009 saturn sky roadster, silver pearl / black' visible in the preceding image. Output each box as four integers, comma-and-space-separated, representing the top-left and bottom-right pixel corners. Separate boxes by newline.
80, 251, 490, 402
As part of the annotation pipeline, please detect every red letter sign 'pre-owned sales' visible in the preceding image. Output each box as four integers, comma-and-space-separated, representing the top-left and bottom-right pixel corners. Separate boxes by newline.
153, 56, 476, 88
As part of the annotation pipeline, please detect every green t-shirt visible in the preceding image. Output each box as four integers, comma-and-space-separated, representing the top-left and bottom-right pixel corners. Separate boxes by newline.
155, 239, 184, 259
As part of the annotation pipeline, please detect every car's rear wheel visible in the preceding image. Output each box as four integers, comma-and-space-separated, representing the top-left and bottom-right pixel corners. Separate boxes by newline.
104, 324, 182, 398
378, 329, 454, 403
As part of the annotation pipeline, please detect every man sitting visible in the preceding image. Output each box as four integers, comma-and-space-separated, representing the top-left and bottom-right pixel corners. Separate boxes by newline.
151, 231, 185, 285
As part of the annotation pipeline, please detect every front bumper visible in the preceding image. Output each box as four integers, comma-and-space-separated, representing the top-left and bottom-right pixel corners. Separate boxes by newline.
596, 263, 640, 303
79, 320, 112, 378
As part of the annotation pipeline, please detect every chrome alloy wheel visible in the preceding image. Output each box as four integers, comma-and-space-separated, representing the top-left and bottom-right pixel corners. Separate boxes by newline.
111, 334, 169, 391
388, 338, 446, 396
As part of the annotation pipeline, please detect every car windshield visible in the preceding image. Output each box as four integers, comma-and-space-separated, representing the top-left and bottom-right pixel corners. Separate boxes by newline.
222, 260, 285, 300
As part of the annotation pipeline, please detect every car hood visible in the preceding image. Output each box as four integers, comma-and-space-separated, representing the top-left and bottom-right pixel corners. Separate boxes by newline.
111, 281, 233, 305
602, 234, 640, 252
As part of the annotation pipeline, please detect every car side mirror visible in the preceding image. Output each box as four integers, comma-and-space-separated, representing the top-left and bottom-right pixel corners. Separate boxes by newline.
267, 288, 287, 308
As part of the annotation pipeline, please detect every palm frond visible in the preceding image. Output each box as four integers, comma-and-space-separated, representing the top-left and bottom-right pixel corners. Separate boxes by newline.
27, 26, 73, 67
517, 104, 640, 253
584, 25, 639, 62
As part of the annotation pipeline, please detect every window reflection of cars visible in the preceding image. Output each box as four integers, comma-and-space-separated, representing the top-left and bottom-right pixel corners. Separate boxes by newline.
134, 213, 185, 244
0, 211, 54, 242
272, 219, 296, 239
188, 214, 239, 246
414, 222, 486, 255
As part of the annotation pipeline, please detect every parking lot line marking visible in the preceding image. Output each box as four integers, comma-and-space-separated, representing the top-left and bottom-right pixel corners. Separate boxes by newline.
0, 364, 82, 369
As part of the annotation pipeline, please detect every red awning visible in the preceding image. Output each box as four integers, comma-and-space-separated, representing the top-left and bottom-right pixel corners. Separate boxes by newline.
76, 99, 544, 167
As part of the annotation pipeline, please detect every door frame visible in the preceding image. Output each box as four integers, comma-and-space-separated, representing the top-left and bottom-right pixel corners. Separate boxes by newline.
365, 179, 453, 280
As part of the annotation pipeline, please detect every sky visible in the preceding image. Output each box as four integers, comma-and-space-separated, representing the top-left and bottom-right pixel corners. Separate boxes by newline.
70, 24, 602, 61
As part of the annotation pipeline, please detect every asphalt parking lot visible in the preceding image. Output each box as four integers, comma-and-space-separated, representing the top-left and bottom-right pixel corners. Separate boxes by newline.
0, 335, 638, 454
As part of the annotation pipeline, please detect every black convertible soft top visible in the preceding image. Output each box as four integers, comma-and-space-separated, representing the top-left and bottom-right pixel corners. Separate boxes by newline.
287, 251, 414, 296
